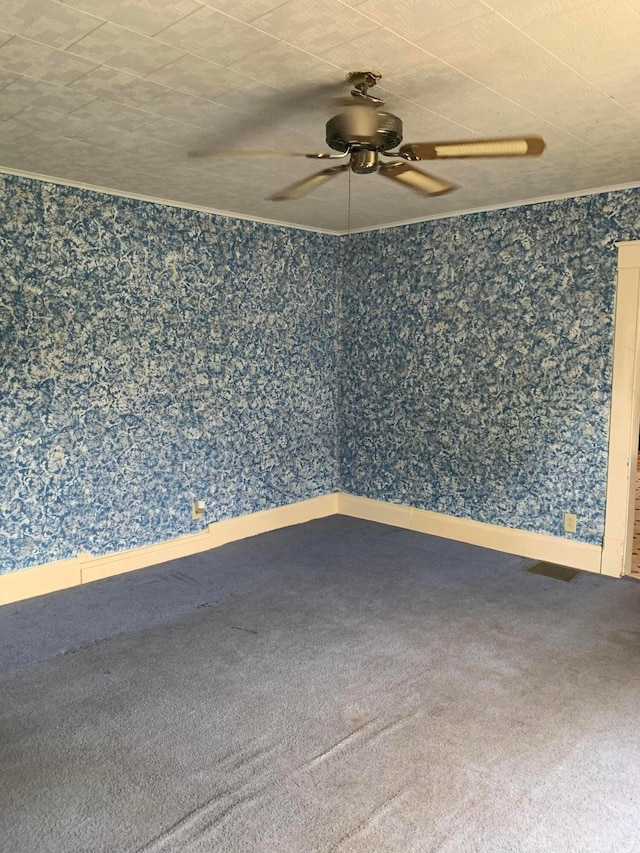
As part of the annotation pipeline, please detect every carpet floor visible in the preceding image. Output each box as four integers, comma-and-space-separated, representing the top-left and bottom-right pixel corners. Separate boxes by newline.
2, 515, 640, 852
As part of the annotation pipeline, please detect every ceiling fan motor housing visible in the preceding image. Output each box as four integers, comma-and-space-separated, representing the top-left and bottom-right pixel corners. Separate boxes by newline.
325, 110, 403, 155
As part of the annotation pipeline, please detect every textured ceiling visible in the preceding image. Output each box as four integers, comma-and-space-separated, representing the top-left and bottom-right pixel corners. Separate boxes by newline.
1, 0, 639, 233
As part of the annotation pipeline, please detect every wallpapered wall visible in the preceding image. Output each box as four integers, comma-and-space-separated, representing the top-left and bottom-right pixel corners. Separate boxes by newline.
339, 188, 640, 545
1, 175, 340, 573
2, 175, 639, 575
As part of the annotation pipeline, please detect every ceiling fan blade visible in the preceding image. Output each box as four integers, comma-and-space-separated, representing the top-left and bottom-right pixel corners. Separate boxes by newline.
399, 136, 545, 161
188, 148, 347, 160
270, 164, 349, 201
378, 162, 455, 197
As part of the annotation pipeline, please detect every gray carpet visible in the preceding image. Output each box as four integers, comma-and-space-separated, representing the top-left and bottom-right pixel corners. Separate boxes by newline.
2, 516, 640, 852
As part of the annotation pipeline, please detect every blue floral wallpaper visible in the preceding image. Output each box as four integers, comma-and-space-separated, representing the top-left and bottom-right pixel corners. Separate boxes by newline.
1, 175, 340, 573
2, 174, 639, 575
339, 189, 640, 544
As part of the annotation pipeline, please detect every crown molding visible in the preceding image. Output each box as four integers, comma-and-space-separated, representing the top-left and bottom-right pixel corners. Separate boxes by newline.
338, 180, 640, 235
2, 167, 638, 238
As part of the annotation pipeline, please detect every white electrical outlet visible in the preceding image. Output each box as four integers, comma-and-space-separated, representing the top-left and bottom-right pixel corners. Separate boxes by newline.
564, 512, 577, 534
192, 499, 205, 520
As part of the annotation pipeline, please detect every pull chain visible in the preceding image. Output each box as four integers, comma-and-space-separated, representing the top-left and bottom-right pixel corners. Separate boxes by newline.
347, 167, 351, 235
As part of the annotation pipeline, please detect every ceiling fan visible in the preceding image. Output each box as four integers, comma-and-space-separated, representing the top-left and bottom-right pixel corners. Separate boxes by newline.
189, 71, 545, 201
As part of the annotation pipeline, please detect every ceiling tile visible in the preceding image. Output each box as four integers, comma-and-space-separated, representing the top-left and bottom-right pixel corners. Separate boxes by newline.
387, 63, 495, 131
418, 12, 535, 72
184, 128, 327, 172
135, 115, 216, 148
228, 41, 340, 89
320, 27, 434, 75
10, 103, 97, 136
68, 97, 154, 130
273, 102, 342, 140
482, 0, 596, 29
0, 35, 98, 84
76, 122, 155, 150
143, 168, 230, 194
77, 125, 188, 171
2, 0, 103, 49
573, 113, 640, 148
417, 13, 598, 120
0, 68, 21, 89
0, 116, 33, 142
528, 121, 599, 161
353, 0, 490, 41
251, 0, 379, 52
131, 148, 191, 173
559, 159, 640, 189
190, 77, 282, 119
0, 88, 28, 119
61, 0, 201, 37
67, 22, 185, 77
517, 0, 640, 109
251, 152, 339, 180
185, 81, 288, 133
380, 58, 467, 99
137, 88, 241, 128
146, 54, 252, 100
222, 125, 326, 154
74, 145, 152, 176
403, 75, 548, 136
70, 163, 146, 186
189, 77, 340, 147
625, 98, 640, 119
66, 65, 169, 107
379, 96, 474, 139
3, 128, 92, 159
0, 142, 62, 173
0, 76, 97, 115
154, 6, 277, 66
199, 0, 291, 23
511, 72, 635, 138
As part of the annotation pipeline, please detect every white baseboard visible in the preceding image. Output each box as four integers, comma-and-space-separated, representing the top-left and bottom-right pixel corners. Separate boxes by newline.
0, 491, 604, 606
0, 494, 339, 606
0, 555, 85, 606
338, 494, 603, 573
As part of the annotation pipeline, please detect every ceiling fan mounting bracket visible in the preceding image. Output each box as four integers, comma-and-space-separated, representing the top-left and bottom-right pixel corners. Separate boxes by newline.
346, 70, 385, 105
346, 70, 382, 94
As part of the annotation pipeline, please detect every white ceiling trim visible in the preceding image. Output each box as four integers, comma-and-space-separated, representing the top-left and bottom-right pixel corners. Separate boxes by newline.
0, 166, 342, 235
2, 166, 638, 239
342, 181, 640, 235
